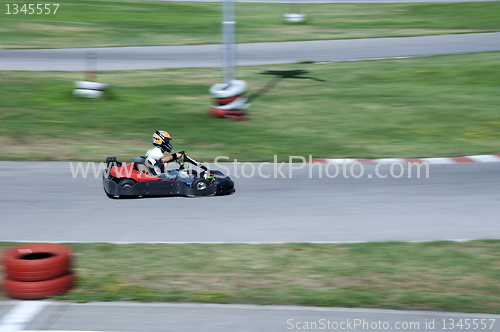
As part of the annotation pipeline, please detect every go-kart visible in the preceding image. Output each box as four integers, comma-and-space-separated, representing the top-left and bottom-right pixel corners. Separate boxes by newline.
102, 153, 235, 198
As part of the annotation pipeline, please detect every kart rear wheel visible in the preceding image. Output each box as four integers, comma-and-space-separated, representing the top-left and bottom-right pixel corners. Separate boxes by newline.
118, 179, 136, 188
192, 178, 209, 191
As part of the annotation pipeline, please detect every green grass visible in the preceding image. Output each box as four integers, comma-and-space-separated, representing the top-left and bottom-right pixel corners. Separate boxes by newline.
1, 1, 500, 48
1, 241, 500, 313
1, 52, 500, 162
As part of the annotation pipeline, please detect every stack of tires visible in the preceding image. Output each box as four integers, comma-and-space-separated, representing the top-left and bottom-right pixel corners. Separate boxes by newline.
2, 243, 74, 300
209, 80, 249, 120
73, 81, 109, 99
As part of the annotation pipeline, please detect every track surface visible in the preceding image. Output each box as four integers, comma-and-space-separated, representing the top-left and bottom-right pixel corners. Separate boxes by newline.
1, 161, 499, 243
0, 301, 499, 332
1, 33, 499, 71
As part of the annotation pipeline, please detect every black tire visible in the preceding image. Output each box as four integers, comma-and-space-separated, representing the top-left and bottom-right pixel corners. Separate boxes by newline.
192, 178, 209, 190
118, 179, 136, 188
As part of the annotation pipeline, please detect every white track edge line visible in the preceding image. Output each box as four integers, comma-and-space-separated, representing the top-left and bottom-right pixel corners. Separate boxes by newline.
0, 301, 48, 332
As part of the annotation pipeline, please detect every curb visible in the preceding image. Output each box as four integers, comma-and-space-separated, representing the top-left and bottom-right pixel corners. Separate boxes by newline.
312, 154, 500, 164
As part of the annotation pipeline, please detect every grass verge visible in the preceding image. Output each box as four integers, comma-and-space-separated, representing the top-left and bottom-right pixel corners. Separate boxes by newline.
1, 52, 500, 161
1, 1, 500, 48
1, 240, 499, 313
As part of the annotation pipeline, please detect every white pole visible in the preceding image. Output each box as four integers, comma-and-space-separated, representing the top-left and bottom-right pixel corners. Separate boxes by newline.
222, 0, 235, 84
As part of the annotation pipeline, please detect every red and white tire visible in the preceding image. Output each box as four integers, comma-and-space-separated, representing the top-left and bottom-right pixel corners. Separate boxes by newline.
215, 95, 241, 106
209, 107, 246, 118
3, 243, 72, 282
211, 97, 249, 111
3, 274, 74, 300
209, 80, 247, 99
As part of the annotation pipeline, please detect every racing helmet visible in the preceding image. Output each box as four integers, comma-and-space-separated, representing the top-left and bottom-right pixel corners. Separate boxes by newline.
152, 130, 172, 153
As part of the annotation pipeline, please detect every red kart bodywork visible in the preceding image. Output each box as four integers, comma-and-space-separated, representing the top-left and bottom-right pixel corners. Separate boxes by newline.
109, 163, 163, 182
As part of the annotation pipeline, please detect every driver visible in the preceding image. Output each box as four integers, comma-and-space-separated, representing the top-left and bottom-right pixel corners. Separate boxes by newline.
145, 130, 194, 186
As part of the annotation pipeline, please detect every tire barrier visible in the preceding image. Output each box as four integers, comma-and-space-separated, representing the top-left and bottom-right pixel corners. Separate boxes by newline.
73, 81, 108, 99
215, 95, 241, 106
2, 243, 74, 300
3, 243, 72, 282
209, 80, 249, 120
209, 107, 248, 121
3, 274, 75, 300
284, 13, 306, 23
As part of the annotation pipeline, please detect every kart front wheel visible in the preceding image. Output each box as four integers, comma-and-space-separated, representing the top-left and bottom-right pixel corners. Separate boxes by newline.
192, 178, 209, 190
118, 179, 136, 188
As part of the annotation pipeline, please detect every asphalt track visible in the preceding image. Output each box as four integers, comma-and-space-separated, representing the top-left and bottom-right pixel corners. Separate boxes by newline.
1, 301, 499, 332
1, 161, 499, 243
1, 33, 500, 71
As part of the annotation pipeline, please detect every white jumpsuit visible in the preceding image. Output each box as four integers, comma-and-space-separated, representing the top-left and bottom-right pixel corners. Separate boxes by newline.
145, 146, 193, 185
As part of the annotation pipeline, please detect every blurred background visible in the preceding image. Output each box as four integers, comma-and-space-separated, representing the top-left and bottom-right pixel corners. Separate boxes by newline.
1, 0, 500, 162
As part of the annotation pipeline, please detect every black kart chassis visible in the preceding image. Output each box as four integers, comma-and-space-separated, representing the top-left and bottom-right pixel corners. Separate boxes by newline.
103, 169, 235, 197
